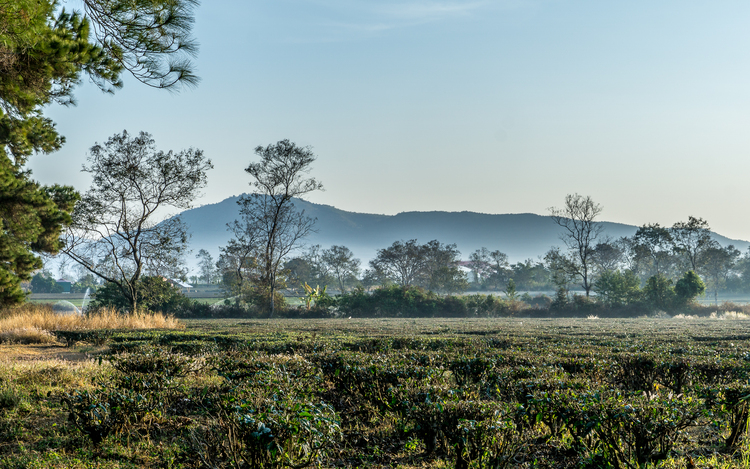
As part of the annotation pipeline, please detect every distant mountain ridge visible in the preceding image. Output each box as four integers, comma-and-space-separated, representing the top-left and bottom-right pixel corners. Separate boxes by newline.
178, 195, 750, 267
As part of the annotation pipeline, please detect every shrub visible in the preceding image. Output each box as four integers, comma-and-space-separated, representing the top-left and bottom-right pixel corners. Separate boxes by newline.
245, 286, 287, 314
594, 270, 642, 307
674, 270, 705, 306
93, 276, 192, 313
644, 274, 676, 311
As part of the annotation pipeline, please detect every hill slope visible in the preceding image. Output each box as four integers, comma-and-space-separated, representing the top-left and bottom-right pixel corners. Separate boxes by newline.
178, 195, 750, 267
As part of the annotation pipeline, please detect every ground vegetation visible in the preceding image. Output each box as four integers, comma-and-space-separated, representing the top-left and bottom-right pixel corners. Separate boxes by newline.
4, 317, 750, 468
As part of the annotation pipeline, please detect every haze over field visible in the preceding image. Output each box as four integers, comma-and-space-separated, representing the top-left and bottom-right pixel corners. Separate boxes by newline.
176, 195, 750, 269
28, 1, 750, 242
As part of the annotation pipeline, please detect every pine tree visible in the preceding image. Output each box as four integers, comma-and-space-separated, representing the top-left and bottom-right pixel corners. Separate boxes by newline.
0, 0, 198, 305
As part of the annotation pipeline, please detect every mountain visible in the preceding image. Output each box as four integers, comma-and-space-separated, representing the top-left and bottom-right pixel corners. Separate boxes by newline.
178, 195, 750, 269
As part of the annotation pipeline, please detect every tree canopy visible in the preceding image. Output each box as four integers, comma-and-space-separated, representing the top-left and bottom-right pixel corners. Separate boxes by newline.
62, 131, 211, 311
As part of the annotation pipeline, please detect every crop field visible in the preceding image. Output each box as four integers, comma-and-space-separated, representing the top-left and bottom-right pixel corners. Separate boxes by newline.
3, 317, 750, 468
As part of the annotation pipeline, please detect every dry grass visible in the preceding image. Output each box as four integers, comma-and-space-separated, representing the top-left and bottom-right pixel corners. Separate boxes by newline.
672, 313, 700, 320
0, 304, 183, 344
0, 355, 108, 392
0, 327, 57, 345
710, 310, 750, 320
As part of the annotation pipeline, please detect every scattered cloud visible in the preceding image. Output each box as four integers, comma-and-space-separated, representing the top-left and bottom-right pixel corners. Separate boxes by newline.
277, 0, 500, 42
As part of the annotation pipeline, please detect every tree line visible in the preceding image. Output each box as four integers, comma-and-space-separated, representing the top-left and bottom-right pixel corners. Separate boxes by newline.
2, 2, 744, 316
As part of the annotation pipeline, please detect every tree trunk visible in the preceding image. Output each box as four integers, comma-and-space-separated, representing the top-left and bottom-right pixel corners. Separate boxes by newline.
268, 284, 275, 319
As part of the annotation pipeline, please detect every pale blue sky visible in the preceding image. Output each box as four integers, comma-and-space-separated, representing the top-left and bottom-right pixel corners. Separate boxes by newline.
30, 1, 750, 241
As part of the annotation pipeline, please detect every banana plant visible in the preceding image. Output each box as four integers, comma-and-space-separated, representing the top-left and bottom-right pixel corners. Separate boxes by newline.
301, 283, 327, 310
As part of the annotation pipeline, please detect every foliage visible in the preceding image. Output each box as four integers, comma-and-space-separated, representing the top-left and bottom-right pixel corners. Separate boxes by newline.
195, 248, 217, 284
301, 283, 328, 310
700, 245, 739, 303
370, 239, 468, 294
674, 270, 706, 306
0, 160, 78, 304
283, 256, 319, 291
244, 286, 288, 314
594, 270, 641, 307
71, 273, 99, 293
321, 245, 360, 293
30, 273, 63, 293
8, 318, 750, 467
644, 274, 676, 311
634, 223, 675, 277
333, 286, 521, 318
80, 0, 200, 90
93, 276, 192, 313
671, 216, 716, 272
217, 235, 259, 303
504, 278, 518, 302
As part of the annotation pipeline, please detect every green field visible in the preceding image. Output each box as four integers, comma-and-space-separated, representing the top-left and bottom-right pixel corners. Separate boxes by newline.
4, 317, 750, 468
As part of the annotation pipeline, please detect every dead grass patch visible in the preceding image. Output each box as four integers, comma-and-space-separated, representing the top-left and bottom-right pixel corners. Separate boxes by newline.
0, 303, 183, 344
0, 327, 57, 344
0, 355, 108, 391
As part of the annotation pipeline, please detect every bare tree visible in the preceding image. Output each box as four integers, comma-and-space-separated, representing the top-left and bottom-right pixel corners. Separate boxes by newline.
548, 194, 603, 296
62, 131, 211, 312
230, 140, 323, 317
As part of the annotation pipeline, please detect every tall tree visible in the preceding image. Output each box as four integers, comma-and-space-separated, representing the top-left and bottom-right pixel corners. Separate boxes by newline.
302, 245, 332, 286
487, 250, 511, 290
196, 249, 215, 284
544, 247, 577, 298
230, 140, 323, 317
216, 237, 259, 304
370, 239, 466, 294
700, 245, 740, 305
634, 223, 675, 277
0, 0, 199, 305
62, 131, 211, 312
370, 240, 426, 287
590, 238, 625, 273
321, 245, 360, 293
671, 216, 716, 272
422, 240, 467, 294
619, 236, 653, 281
468, 248, 490, 286
548, 194, 603, 296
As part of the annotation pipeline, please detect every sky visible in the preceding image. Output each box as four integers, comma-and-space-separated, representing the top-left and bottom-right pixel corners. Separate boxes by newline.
29, 0, 750, 242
